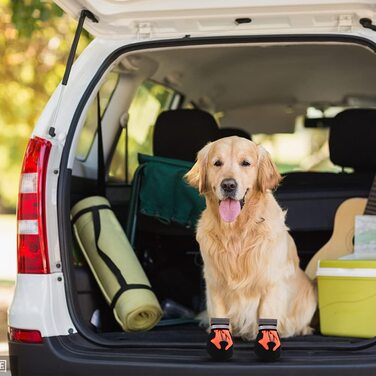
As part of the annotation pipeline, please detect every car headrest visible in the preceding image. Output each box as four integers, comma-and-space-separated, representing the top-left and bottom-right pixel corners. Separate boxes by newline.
329, 109, 376, 171
153, 109, 220, 162
218, 127, 252, 140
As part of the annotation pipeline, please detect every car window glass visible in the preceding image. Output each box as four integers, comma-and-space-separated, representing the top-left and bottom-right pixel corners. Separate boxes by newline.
75, 72, 119, 160
108, 80, 176, 183
253, 107, 348, 173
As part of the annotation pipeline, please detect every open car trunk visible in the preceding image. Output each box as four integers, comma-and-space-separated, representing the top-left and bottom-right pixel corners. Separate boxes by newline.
60, 34, 376, 372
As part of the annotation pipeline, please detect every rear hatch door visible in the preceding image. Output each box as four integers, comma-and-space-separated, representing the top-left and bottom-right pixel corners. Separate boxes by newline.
54, 0, 376, 39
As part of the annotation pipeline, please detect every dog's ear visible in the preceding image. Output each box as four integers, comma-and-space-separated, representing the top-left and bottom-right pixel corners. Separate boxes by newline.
257, 145, 281, 193
185, 142, 212, 194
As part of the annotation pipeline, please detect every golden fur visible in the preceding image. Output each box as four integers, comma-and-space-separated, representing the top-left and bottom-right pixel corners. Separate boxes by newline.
185, 136, 317, 340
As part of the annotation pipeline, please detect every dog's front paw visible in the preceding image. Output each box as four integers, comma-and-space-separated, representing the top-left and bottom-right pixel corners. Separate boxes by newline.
254, 319, 281, 362
206, 318, 234, 361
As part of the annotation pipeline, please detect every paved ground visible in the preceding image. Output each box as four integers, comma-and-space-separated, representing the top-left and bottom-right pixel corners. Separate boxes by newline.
0, 215, 16, 375
0, 284, 14, 375
0, 214, 16, 342
0, 215, 16, 281
0, 284, 14, 342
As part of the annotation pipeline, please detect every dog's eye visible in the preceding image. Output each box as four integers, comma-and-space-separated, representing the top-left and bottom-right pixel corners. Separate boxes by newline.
214, 160, 223, 167
241, 160, 251, 167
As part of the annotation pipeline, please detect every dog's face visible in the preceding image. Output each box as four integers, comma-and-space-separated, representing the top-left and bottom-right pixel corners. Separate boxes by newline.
186, 136, 281, 222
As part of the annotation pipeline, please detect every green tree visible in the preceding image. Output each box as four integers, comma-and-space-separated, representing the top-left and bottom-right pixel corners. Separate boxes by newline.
11, 1, 63, 38
0, 0, 89, 212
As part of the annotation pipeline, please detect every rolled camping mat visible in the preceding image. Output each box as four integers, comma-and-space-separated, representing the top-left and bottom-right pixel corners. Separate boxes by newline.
71, 196, 162, 331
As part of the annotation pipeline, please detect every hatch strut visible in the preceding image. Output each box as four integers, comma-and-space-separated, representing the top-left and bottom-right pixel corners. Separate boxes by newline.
49, 9, 98, 137
62, 9, 98, 85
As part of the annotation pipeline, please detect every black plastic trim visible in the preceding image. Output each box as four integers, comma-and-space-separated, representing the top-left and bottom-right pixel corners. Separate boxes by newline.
57, 34, 376, 350
9, 335, 376, 376
62, 10, 98, 86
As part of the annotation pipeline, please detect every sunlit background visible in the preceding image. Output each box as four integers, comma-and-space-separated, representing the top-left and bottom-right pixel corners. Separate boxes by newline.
0, 0, 89, 356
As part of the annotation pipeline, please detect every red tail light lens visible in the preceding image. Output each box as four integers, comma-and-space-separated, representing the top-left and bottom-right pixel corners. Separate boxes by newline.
17, 137, 51, 274
9, 327, 43, 343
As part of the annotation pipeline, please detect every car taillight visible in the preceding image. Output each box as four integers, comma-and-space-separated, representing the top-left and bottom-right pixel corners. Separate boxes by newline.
17, 137, 51, 274
9, 327, 43, 343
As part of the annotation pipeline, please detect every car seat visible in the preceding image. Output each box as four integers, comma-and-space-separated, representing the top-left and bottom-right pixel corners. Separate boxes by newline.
278, 109, 376, 269
153, 109, 221, 162
218, 127, 252, 140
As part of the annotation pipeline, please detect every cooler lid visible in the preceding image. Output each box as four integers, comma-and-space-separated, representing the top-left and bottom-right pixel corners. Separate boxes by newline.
317, 259, 376, 277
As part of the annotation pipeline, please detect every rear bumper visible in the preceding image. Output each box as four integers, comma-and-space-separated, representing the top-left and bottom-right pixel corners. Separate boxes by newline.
8, 334, 376, 376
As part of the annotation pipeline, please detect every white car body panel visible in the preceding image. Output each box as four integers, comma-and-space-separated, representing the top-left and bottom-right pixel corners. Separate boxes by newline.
54, 0, 376, 39
8, 274, 76, 336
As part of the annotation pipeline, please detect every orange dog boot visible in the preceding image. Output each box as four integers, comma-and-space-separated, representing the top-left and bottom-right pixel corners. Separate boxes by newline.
254, 319, 281, 362
206, 318, 234, 361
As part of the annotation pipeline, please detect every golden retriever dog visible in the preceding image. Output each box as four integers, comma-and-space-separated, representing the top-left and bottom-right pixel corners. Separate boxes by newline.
185, 136, 317, 340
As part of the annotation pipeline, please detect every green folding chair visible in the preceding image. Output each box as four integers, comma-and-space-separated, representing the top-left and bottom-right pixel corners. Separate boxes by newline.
126, 153, 206, 247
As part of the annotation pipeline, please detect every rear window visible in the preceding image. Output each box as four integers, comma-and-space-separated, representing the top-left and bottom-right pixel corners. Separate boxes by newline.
253, 107, 349, 174
75, 72, 119, 160
108, 80, 177, 183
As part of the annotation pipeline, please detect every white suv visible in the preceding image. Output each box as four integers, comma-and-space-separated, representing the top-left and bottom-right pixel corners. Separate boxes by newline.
8, 1, 376, 375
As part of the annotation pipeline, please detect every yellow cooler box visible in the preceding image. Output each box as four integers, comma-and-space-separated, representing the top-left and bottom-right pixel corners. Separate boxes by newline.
317, 259, 376, 338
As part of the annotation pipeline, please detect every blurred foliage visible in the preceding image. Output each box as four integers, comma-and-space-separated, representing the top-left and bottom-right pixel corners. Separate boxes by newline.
11, 0, 63, 38
0, 0, 90, 212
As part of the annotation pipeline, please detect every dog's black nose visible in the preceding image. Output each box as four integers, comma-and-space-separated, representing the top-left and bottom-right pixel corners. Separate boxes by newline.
221, 178, 237, 194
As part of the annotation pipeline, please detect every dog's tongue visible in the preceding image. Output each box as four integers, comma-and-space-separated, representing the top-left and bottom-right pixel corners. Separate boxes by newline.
219, 199, 241, 222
